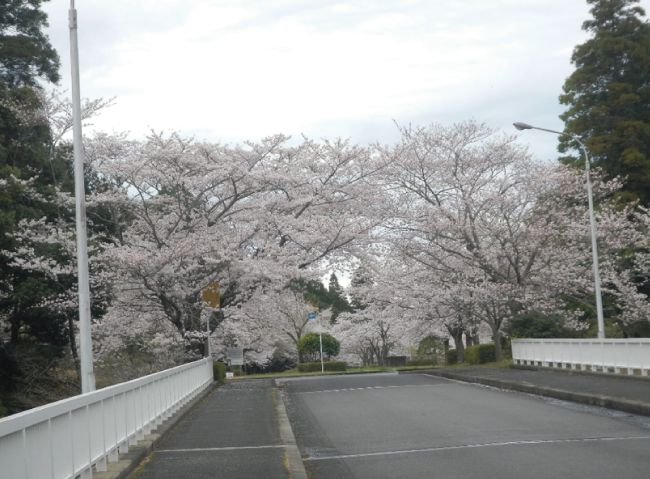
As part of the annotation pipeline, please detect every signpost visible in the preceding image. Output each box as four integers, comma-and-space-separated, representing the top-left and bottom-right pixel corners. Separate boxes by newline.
226, 347, 244, 366
202, 283, 220, 358
309, 311, 332, 373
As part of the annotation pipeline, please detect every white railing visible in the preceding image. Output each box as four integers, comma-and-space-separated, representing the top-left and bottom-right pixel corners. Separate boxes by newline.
512, 338, 650, 375
0, 358, 213, 479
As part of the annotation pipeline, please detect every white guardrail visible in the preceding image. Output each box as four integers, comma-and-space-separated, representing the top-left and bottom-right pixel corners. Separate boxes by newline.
512, 338, 650, 375
0, 358, 213, 479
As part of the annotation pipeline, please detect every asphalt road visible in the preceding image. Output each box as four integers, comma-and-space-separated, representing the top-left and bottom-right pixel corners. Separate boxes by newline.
279, 372, 650, 479
131, 379, 288, 479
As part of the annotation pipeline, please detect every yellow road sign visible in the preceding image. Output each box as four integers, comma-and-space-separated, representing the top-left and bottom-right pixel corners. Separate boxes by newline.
202, 283, 220, 308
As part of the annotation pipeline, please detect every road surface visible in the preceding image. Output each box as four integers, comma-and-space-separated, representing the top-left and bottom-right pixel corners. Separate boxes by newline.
279, 372, 650, 479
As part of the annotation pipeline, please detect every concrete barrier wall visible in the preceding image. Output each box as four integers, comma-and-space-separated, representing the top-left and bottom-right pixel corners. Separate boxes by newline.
512, 338, 650, 375
0, 358, 213, 479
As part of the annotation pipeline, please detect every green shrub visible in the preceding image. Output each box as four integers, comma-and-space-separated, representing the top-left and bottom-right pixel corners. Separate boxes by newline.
465, 344, 496, 364
297, 361, 347, 373
233, 369, 245, 377
0, 400, 6, 419
406, 357, 438, 367
502, 337, 513, 360
504, 312, 575, 339
416, 336, 445, 356
213, 361, 226, 382
297, 333, 341, 359
445, 349, 457, 365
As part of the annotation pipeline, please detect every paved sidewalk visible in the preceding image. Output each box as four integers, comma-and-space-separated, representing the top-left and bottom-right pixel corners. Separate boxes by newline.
409, 365, 650, 417
126, 379, 302, 479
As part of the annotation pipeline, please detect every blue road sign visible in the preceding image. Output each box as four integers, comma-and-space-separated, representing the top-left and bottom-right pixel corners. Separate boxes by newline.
308, 312, 316, 320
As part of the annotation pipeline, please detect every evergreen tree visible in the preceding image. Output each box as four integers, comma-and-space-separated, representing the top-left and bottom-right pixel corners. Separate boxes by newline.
327, 272, 353, 320
559, 0, 650, 205
0, 0, 60, 87
0, 1, 77, 413
287, 275, 353, 321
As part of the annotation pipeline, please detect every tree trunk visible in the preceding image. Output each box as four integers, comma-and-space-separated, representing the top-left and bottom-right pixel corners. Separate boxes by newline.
492, 326, 502, 362
468, 325, 480, 345
446, 325, 465, 363
456, 336, 465, 363
67, 314, 79, 362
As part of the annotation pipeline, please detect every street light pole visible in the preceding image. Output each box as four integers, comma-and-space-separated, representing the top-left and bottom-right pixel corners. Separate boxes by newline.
315, 313, 324, 373
69, 0, 95, 392
513, 122, 605, 339
318, 310, 333, 373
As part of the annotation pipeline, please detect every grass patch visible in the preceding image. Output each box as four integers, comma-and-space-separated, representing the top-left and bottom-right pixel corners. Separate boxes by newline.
231, 364, 444, 379
228, 359, 513, 379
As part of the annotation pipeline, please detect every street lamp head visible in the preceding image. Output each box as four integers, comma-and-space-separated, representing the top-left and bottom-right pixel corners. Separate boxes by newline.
513, 122, 533, 131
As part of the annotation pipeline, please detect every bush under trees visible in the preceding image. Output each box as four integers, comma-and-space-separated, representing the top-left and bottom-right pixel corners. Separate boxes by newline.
446, 349, 457, 365
464, 344, 496, 364
213, 361, 226, 382
406, 357, 439, 367
297, 361, 347, 373
297, 333, 341, 362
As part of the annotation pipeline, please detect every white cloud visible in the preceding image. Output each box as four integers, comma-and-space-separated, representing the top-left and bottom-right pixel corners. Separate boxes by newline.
41, 0, 650, 160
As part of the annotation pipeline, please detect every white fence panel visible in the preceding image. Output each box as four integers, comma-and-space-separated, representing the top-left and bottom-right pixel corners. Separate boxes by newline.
0, 358, 212, 479
512, 339, 650, 375
0, 431, 26, 479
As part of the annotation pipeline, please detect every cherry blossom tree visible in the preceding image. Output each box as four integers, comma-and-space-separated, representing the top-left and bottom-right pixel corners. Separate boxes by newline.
81, 127, 386, 361
369, 120, 649, 360
1, 89, 114, 374
12, 87, 650, 383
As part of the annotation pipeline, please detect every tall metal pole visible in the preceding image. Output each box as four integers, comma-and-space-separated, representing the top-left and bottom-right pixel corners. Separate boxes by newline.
318, 314, 324, 373
70, 0, 95, 393
205, 310, 211, 358
580, 141, 606, 339
513, 123, 605, 339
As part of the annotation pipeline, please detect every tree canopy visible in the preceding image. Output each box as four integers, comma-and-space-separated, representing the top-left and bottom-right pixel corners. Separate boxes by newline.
559, 0, 650, 205
297, 332, 341, 360
0, 0, 60, 87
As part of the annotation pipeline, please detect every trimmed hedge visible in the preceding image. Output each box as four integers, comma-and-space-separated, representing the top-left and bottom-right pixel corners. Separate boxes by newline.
406, 357, 438, 367
213, 361, 227, 382
445, 349, 457, 365
465, 344, 496, 364
297, 361, 347, 373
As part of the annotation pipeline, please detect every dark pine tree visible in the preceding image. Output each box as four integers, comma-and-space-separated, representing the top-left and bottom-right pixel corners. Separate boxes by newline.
558, 0, 650, 206
327, 272, 353, 321
0, 0, 78, 414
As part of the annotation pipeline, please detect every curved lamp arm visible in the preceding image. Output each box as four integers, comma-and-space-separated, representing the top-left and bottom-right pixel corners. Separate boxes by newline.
513, 122, 605, 339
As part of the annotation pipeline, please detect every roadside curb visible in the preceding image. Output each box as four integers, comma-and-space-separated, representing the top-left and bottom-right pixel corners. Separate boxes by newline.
273, 387, 309, 479
511, 364, 650, 382
227, 368, 395, 381
93, 380, 219, 479
412, 369, 650, 418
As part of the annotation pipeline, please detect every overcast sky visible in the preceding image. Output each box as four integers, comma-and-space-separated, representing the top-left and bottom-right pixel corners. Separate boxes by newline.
41, 0, 650, 162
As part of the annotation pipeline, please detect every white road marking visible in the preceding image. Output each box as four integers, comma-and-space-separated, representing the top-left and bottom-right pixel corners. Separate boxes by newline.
305, 435, 650, 461
296, 384, 451, 395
